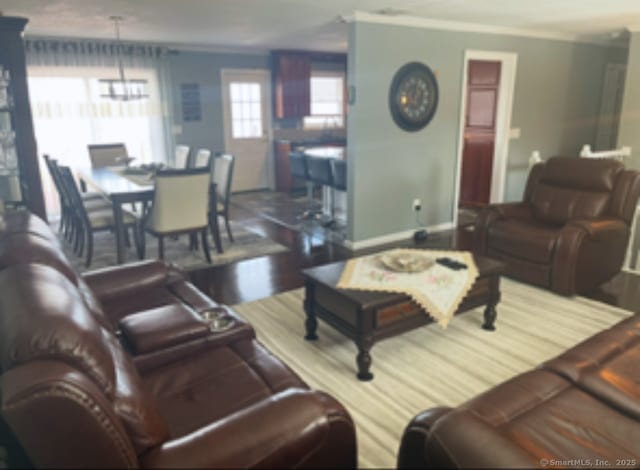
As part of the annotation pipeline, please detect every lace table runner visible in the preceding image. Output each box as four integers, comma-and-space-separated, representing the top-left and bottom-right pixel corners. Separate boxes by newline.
337, 249, 479, 327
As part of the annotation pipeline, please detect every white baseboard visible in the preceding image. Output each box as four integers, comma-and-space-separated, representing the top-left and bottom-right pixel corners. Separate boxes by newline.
341, 221, 455, 251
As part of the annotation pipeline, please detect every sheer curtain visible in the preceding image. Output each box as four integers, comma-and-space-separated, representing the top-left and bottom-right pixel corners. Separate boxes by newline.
25, 38, 175, 216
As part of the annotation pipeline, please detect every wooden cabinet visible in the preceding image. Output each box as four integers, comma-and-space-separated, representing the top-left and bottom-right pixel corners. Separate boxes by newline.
0, 17, 46, 218
273, 53, 311, 119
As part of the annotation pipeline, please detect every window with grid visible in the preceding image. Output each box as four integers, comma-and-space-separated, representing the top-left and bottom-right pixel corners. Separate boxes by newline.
230, 82, 263, 139
304, 72, 345, 129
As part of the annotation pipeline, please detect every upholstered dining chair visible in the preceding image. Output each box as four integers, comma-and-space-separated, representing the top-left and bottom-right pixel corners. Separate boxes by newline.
138, 167, 212, 263
174, 145, 191, 168
191, 148, 212, 169
58, 166, 139, 267
45, 157, 112, 246
212, 154, 235, 242
87, 143, 129, 168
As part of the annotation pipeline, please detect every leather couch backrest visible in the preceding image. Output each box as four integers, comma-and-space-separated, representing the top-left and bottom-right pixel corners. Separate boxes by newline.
0, 264, 169, 456
528, 157, 624, 225
608, 169, 640, 224
0, 232, 114, 330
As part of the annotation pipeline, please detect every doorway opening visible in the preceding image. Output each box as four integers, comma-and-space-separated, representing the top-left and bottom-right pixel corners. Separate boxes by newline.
453, 50, 518, 226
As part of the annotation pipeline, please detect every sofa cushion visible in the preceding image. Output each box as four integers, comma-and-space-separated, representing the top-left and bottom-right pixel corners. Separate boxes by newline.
141, 339, 306, 438
452, 370, 640, 465
543, 313, 640, 421
529, 157, 623, 225
540, 157, 623, 192
488, 219, 559, 264
0, 264, 116, 396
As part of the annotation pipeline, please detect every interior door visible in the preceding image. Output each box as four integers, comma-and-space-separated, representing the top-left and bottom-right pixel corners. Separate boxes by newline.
221, 69, 271, 192
459, 60, 501, 207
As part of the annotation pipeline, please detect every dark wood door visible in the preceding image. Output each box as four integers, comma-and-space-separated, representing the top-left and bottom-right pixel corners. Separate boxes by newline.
459, 60, 501, 207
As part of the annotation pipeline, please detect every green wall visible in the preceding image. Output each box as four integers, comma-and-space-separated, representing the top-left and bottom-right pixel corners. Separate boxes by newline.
618, 32, 640, 170
347, 20, 623, 243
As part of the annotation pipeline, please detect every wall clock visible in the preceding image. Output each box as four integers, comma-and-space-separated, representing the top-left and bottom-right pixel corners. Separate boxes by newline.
389, 62, 439, 132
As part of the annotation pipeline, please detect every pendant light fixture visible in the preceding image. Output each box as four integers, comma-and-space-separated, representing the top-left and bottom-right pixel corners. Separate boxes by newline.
99, 16, 148, 101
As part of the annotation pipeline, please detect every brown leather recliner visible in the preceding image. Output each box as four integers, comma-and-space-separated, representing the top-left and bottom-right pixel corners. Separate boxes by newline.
474, 157, 640, 295
0, 212, 357, 468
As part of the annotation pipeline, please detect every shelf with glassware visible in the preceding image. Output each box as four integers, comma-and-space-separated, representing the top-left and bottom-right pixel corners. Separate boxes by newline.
0, 64, 23, 207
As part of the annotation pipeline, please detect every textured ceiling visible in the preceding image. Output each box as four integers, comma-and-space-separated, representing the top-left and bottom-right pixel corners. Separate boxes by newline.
1, 0, 639, 51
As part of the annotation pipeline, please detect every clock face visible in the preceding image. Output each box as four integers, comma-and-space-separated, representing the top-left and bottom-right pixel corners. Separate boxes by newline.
389, 62, 439, 132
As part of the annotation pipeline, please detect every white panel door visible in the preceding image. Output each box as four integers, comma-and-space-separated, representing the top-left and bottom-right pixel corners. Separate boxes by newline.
221, 69, 271, 192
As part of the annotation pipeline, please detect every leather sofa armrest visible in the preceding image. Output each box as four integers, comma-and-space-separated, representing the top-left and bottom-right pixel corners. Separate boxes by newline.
119, 304, 210, 355
140, 389, 356, 469
398, 408, 537, 468
566, 219, 628, 241
131, 305, 256, 373
553, 219, 630, 295
82, 260, 185, 302
474, 203, 532, 254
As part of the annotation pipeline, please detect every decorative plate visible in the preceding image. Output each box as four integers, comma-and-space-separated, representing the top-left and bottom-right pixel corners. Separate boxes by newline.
378, 251, 434, 273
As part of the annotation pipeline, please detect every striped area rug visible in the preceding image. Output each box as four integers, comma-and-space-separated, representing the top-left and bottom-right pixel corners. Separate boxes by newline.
232, 278, 634, 468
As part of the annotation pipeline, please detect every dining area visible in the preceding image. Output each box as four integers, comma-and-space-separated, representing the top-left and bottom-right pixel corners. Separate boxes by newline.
42, 143, 236, 269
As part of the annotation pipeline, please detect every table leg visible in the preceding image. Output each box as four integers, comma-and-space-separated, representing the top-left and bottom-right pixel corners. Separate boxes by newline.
113, 199, 126, 264
482, 274, 501, 331
356, 336, 374, 381
303, 281, 318, 340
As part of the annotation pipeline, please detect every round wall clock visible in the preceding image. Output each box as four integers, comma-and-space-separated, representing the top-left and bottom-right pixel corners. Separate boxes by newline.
389, 62, 439, 132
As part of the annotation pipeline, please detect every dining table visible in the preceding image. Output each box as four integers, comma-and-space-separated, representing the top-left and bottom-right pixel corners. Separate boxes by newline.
78, 166, 223, 264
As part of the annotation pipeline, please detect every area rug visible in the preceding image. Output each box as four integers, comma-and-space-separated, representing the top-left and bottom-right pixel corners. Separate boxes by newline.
232, 278, 633, 468
57, 221, 289, 273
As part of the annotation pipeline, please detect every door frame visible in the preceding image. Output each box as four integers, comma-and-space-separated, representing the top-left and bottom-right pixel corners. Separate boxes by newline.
452, 50, 518, 224
220, 68, 275, 190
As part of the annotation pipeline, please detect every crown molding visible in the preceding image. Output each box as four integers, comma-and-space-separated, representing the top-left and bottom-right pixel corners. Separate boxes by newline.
351, 11, 617, 46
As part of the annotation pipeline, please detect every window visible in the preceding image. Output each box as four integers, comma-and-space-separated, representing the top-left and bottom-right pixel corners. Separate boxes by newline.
304, 72, 345, 129
230, 82, 263, 138
27, 66, 166, 216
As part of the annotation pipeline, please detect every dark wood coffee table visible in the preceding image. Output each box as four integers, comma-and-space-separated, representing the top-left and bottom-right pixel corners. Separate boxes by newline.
302, 254, 506, 381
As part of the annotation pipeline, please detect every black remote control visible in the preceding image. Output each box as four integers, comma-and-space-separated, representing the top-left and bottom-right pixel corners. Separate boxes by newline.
436, 257, 467, 270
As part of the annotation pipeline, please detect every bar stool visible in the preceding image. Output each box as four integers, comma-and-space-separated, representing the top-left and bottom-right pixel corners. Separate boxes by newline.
305, 155, 334, 226
290, 151, 317, 219
330, 159, 347, 223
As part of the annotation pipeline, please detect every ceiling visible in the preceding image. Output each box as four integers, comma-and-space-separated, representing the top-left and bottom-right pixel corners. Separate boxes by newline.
1, 0, 640, 52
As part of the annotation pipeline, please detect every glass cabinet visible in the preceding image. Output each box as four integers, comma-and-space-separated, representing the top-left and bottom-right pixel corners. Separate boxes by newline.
0, 16, 46, 218
0, 64, 21, 204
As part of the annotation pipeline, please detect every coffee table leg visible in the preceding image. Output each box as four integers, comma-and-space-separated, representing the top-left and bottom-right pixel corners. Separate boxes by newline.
303, 281, 318, 340
482, 274, 500, 331
482, 305, 497, 331
356, 336, 374, 381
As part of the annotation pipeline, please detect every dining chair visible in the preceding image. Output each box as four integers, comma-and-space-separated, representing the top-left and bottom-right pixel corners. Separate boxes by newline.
87, 143, 129, 168
45, 157, 112, 245
174, 145, 191, 168
191, 148, 212, 169
138, 167, 212, 263
289, 151, 319, 219
212, 153, 235, 242
58, 165, 139, 267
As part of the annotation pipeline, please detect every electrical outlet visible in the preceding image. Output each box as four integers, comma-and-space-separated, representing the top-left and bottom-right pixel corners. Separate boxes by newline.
412, 198, 422, 211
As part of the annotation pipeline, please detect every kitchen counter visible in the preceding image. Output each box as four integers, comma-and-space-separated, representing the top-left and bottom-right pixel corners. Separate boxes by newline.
303, 146, 345, 159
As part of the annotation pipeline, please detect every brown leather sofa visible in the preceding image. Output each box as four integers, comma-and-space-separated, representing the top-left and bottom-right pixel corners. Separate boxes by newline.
397, 312, 640, 468
474, 157, 640, 295
0, 211, 357, 468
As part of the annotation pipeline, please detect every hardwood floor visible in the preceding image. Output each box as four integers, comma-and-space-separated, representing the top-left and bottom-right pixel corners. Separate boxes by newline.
188, 192, 640, 312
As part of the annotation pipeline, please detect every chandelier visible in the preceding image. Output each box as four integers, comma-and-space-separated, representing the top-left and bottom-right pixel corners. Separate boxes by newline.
99, 16, 148, 101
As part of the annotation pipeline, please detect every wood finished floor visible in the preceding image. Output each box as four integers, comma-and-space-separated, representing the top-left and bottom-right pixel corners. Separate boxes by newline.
188, 192, 640, 312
